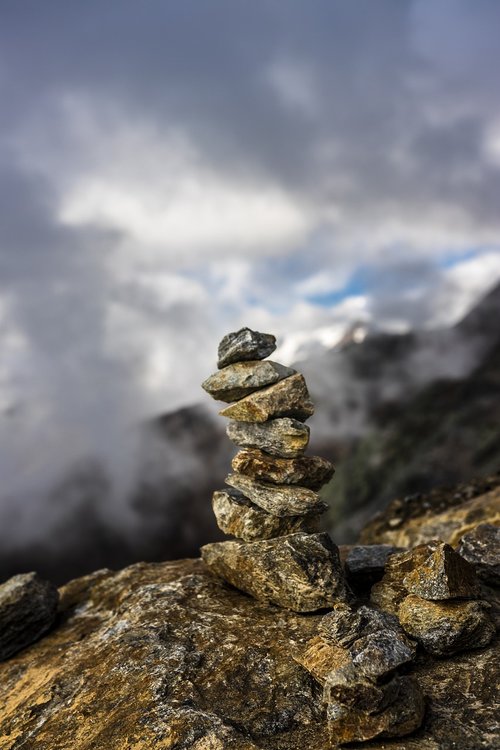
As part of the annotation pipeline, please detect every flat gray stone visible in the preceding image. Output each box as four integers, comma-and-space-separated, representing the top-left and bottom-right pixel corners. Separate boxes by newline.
202, 360, 295, 403
226, 418, 310, 458
457, 523, 500, 586
217, 328, 276, 369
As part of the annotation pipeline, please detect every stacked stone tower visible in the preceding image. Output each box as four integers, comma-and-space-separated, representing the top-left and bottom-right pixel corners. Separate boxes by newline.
201, 327, 347, 612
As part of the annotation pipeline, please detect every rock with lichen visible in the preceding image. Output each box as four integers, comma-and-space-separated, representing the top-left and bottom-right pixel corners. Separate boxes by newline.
232, 448, 334, 489
202, 360, 295, 402
225, 472, 327, 517
217, 327, 277, 369
227, 417, 310, 458
201, 532, 347, 612
219, 373, 314, 423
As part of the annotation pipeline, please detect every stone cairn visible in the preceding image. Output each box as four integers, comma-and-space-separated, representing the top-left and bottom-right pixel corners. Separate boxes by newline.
200, 327, 427, 743
201, 327, 346, 612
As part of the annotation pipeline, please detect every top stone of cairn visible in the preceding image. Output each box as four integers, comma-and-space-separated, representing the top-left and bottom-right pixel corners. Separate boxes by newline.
217, 327, 276, 369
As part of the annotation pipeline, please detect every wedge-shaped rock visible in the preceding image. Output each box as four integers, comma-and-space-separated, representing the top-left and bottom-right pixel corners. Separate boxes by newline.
227, 418, 310, 458
232, 448, 334, 490
457, 523, 500, 586
202, 360, 295, 403
398, 595, 495, 656
371, 539, 480, 614
226, 472, 327, 517
217, 327, 276, 369
220, 373, 314, 423
201, 532, 347, 612
0, 572, 59, 661
212, 488, 319, 541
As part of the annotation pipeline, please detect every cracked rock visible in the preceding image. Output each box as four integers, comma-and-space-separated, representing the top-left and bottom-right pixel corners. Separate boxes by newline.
219, 373, 314, 423
225, 473, 327, 517
231, 448, 334, 490
226, 418, 310, 458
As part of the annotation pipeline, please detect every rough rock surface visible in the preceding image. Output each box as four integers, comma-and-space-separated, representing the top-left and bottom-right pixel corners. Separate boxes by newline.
398, 594, 495, 656
232, 448, 334, 489
295, 604, 422, 743
226, 472, 327, 517
202, 360, 295, 402
371, 541, 480, 615
217, 327, 276, 369
0, 559, 498, 749
227, 417, 310, 458
212, 488, 319, 541
360, 480, 500, 548
220, 374, 314, 423
0, 572, 59, 661
201, 533, 347, 611
457, 523, 500, 586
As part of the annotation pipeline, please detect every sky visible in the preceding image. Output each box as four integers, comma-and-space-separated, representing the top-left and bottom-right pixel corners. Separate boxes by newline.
1, 0, 500, 501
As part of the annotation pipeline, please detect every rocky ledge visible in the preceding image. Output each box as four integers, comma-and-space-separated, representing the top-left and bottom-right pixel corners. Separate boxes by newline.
0, 552, 498, 749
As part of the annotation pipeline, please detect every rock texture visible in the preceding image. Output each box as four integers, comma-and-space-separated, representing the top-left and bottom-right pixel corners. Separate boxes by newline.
232, 449, 334, 489
219, 373, 314, 422
226, 473, 327, 517
201, 533, 347, 612
0, 572, 59, 661
0, 559, 498, 749
217, 327, 276, 369
227, 418, 310, 458
457, 523, 500, 586
202, 360, 295, 402
212, 489, 318, 541
343, 544, 404, 592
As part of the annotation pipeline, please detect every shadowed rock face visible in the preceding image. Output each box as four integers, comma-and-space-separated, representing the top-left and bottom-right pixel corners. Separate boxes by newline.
1, 559, 497, 750
457, 523, 500, 586
0, 572, 59, 660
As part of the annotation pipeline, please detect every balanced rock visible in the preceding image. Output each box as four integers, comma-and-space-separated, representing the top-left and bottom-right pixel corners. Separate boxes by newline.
227, 417, 310, 458
217, 327, 276, 369
219, 373, 314, 423
232, 448, 334, 490
371, 540, 480, 615
0, 572, 59, 661
226, 472, 327, 517
399, 595, 495, 656
202, 360, 295, 402
201, 532, 347, 612
457, 523, 500, 586
212, 488, 320, 541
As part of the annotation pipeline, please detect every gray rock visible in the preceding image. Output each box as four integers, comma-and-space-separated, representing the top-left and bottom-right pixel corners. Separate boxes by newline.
0, 572, 59, 660
202, 360, 295, 403
201, 532, 348, 612
226, 418, 310, 458
226, 472, 327, 517
212, 488, 319, 541
232, 448, 334, 490
219, 373, 314, 423
217, 328, 276, 369
457, 523, 500, 586
344, 544, 405, 591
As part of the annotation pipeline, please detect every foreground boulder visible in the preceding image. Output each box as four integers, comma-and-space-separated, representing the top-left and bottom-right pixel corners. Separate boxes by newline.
0, 572, 59, 661
0, 558, 498, 749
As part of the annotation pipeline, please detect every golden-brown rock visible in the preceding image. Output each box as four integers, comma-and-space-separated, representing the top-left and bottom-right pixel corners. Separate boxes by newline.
232, 448, 335, 490
226, 472, 327, 517
212, 488, 320, 541
201, 533, 347, 612
227, 417, 310, 458
371, 540, 481, 615
219, 374, 314, 423
0, 559, 498, 749
398, 594, 496, 656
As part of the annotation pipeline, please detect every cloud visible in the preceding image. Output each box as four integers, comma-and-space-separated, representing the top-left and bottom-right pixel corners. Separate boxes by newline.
1, 0, 500, 540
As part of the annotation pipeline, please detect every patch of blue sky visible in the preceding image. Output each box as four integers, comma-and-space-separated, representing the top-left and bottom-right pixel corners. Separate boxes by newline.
437, 248, 486, 269
305, 271, 366, 307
